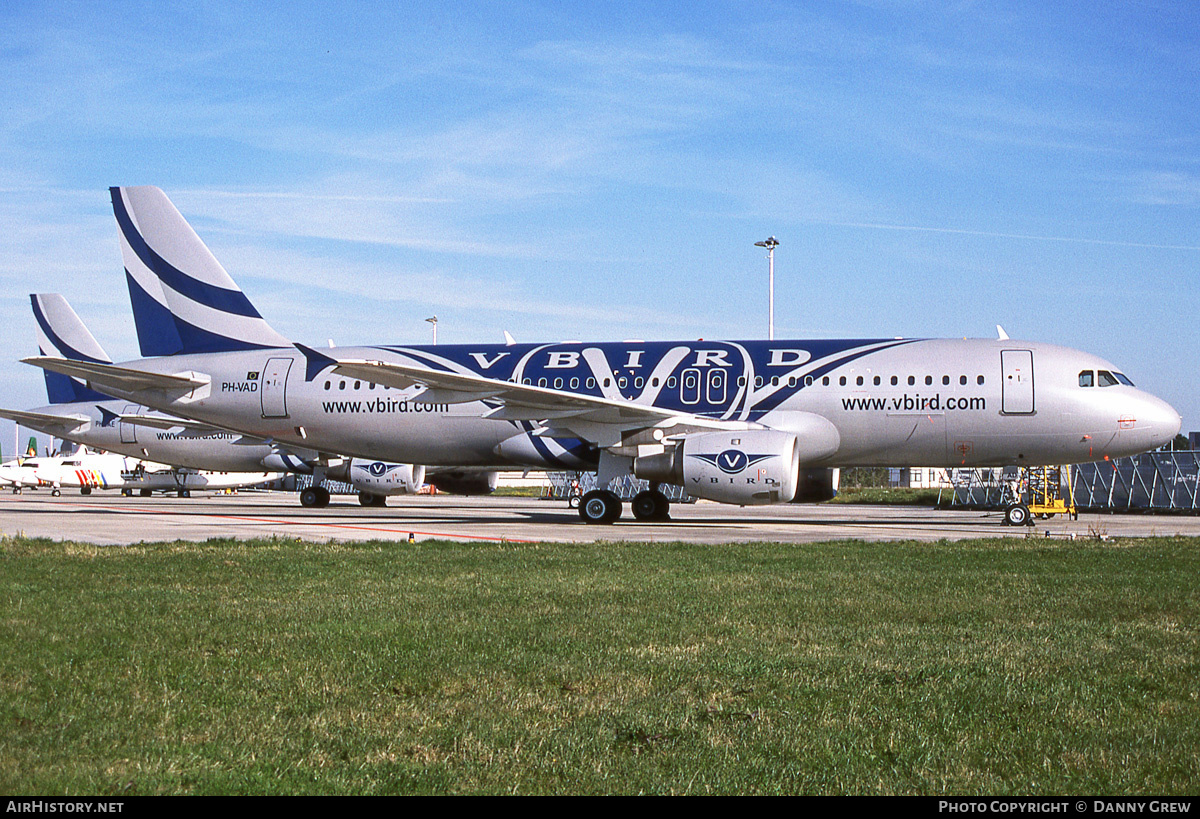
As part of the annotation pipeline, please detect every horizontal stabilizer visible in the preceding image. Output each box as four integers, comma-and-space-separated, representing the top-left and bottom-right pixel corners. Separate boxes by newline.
0, 407, 89, 435
21, 357, 208, 394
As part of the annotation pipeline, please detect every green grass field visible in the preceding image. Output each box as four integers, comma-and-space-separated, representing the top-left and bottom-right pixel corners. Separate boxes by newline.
2, 534, 1198, 795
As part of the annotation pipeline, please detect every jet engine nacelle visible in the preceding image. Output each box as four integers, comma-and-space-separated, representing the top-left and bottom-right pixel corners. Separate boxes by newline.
426, 469, 499, 496
635, 429, 802, 505
346, 460, 425, 496
790, 467, 839, 503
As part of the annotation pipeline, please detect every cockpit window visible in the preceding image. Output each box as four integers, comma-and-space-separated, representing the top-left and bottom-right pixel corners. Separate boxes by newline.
1114, 372, 1134, 386
1097, 370, 1119, 387
1079, 370, 1094, 387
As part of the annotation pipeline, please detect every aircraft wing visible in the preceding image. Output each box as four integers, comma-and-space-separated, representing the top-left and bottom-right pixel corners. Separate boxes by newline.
309, 346, 750, 446
21, 357, 208, 393
0, 407, 90, 436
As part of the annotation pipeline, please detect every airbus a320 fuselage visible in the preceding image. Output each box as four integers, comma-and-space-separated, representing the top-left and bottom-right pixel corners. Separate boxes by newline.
23, 185, 1182, 523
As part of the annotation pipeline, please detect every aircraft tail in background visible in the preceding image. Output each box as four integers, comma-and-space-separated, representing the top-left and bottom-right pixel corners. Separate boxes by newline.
31, 294, 114, 405
111, 185, 292, 356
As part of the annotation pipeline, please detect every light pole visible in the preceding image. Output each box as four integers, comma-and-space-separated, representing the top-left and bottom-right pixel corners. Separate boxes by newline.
426, 316, 438, 345
754, 237, 779, 340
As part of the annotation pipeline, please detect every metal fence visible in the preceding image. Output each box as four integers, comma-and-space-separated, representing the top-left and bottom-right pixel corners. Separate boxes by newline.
940, 452, 1200, 513
269, 474, 356, 495
545, 471, 695, 503
1072, 452, 1200, 512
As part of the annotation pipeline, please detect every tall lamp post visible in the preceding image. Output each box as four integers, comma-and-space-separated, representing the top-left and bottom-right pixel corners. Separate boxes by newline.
754, 237, 779, 340
426, 316, 438, 345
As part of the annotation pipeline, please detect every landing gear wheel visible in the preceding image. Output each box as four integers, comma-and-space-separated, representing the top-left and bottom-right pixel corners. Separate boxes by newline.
1004, 503, 1031, 526
300, 486, 330, 508
140, 489, 152, 497
631, 490, 671, 521
579, 490, 622, 524
52, 489, 61, 497
80, 487, 91, 496
177, 489, 191, 498
358, 492, 386, 507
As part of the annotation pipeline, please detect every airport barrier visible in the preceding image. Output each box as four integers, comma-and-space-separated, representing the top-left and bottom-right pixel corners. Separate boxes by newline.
269, 474, 355, 495
546, 471, 695, 503
1072, 451, 1200, 512
940, 452, 1200, 514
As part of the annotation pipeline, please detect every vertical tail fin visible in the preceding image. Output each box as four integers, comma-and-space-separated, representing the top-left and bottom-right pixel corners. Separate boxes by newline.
111, 186, 292, 355
25, 437, 37, 458
30, 294, 114, 405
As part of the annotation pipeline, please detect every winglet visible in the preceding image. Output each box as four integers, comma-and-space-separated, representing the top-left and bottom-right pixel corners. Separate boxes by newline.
295, 343, 338, 382
996, 325, 1010, 340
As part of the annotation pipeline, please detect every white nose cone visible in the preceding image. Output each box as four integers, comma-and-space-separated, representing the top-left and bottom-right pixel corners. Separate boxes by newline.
1119, 393, 1182, 455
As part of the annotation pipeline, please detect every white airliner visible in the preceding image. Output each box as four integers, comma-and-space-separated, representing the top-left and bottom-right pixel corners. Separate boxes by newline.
0, 294, 427, 505
24, 186, 1182, 524
0, 437, 42, 491
0, 445, 277, 497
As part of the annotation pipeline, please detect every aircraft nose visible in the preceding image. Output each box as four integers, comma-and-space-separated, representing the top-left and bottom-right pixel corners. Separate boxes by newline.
1124, 392, 1182, 452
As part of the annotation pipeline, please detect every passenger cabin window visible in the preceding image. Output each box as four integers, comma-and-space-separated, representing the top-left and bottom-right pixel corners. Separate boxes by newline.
681, 370, 700, 404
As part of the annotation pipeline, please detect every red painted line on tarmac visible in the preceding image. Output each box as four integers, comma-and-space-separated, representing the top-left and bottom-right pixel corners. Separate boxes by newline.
42, 499, 539, 544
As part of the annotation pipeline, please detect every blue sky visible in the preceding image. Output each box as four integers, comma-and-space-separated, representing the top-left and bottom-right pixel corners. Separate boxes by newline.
1, 1, 1197, 455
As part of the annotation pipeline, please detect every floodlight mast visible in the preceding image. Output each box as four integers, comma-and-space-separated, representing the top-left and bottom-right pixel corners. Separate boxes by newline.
426, 316, 438, 345
754, 237, 779, 340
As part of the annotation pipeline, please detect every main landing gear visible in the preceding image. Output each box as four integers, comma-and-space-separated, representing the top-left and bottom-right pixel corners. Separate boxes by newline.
578, 486, 671, 524
300, 485, 331, 508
